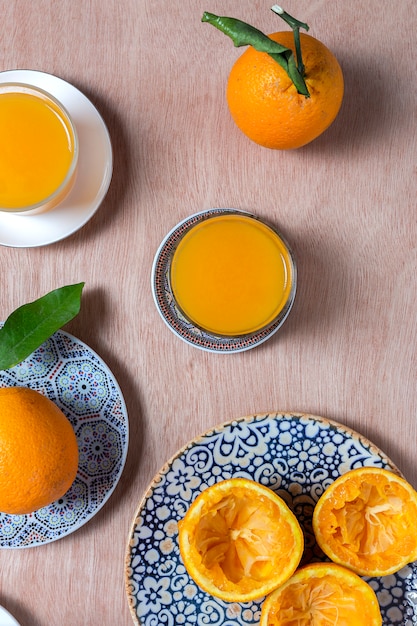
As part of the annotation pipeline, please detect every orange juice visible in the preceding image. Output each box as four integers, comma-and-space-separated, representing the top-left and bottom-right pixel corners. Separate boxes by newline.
170, 214, 294, 336
0, 84, 77, 212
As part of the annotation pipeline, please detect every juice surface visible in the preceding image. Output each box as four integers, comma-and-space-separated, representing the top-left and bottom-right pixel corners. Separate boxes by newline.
0, 91, 75, 209
170, 214, 293, 336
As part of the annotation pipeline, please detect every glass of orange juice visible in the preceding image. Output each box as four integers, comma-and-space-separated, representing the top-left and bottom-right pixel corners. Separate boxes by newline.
152, 209, 297, 352
0, 83, 78, 214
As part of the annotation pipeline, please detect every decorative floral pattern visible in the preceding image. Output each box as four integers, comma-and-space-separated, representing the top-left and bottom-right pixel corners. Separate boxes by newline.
0, 330, 128, 548
126, 413, 417, 625
152, 209, 297, 353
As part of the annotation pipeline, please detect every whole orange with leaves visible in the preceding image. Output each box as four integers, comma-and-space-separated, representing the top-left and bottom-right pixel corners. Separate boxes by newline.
227, 31, 344, 149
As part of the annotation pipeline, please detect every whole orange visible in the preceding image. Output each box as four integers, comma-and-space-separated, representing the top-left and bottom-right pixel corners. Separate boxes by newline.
227, 31, 344, 149
0, 387, 79, 514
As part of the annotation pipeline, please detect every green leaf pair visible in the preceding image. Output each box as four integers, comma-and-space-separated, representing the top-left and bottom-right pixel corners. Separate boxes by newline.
0, 282, 84, 370
202, 11, 310, 97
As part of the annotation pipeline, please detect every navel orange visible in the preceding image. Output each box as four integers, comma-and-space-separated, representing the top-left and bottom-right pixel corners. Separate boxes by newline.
227, 31, 344, 150
203, 10, 344, 149
312, 467, 417, 576
260, 562, 382, 625
0, 386, 79, 514
178, 477, 304, 602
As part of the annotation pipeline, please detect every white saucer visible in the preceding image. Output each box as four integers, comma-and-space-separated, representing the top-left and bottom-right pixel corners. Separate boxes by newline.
0, 70, 113, 248
0, 606, 20, 626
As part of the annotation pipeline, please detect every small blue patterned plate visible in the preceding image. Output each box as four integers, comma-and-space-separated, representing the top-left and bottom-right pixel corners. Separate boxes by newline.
0, 330, 128, 548
125, 413, 417, 626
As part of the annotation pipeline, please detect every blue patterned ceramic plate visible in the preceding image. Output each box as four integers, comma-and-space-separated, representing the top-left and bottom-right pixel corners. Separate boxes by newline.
0, 330, 128, 548
151, 208, 296, 353
125, 413, 417, 625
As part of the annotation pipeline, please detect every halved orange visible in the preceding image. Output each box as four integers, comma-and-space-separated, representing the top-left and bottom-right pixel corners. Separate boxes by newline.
312, 466, 417, 576
178, 478, 304, 601
260, 562, 382, 625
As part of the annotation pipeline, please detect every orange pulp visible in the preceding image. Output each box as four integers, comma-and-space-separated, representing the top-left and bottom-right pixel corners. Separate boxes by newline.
170, 214, 294, 336
0, 87, 76, 210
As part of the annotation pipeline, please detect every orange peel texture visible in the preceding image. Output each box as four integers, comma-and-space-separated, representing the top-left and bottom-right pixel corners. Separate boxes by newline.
227, 32, 344, 150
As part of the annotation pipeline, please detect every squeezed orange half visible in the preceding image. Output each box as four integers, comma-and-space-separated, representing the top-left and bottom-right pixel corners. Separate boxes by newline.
0, 84, 77, 211
170, 214, 295, 336
312, 467, 417, 576
260, 562, 382, 625
178, 478, 304, 602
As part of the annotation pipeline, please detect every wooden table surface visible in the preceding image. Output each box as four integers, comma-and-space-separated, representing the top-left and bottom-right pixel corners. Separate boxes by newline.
0, 1, 416, 624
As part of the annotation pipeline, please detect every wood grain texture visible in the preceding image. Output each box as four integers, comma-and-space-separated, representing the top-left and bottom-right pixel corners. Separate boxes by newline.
0, 1, 416, 624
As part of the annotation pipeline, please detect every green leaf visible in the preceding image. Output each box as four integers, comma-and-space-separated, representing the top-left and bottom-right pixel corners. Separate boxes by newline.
202, 12, 309, 96
0, 282, 85, 370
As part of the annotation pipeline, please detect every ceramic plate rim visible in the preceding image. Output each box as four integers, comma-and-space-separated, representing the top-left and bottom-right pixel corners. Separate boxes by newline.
126, 411, 402, 533
0, 329, 129, 548
125, 412, 416, 626
0, 69, 113, 248
0, 606, 20, 626
151, 208, 297, 354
